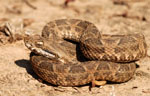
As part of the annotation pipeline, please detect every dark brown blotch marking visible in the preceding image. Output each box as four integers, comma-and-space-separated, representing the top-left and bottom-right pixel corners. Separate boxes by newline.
94, 72, 103, 80
86, 27, 100, 35
69, 65, 85, 73
85, 62, 96, 70
65, 26, 71, 30
114, 47, 126, 53
65, 75, 76, 82
60, 41, 76, 49
77, 21, 91, 29
31, 56, 42, 64
115, 72, 123, 79
97, 47, 105, 54
107, 62, 119, 70
75, 27, 82, 32
39, 61, 54, 72
85, 38, 103, 45
98, 39, 103, 45
42, 31, 50, 38
48, 73, 58, 80
84, 39, 92, 43
94, 72, 101, 77
119, 64, 130, 72
114, 47, 121, 53
92, 39, 103, 45
143, 42, 147, 49
83, 38, 103, 48
33, 68, 44, 77
69, 19, 80, 24
42, 26, 51, 38
109, 34, 124, 37
42, 28, 55, 38
79, 73, 89, 80
103, 72, 111, 77
130, 44, 139, 51
118, 36, 136, 45
97, 62, 110, 70
58, 26, 63, 31
103, 39, 117, 44
56, 19, 68, 26
47, 22, 56, 28
56, 64, 70, 73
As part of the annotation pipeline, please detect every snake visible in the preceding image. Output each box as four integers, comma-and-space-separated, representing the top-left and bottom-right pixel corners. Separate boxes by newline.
24, 19, 147, 87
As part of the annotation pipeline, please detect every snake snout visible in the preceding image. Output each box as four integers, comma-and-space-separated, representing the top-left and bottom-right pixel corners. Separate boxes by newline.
24, 42, 33, 50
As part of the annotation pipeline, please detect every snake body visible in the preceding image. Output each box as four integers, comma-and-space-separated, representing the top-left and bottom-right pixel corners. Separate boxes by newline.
24, 19, 147, 86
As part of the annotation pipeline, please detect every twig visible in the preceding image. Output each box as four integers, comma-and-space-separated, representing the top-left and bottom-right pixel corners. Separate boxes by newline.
23, 0, 37, 10
4, 22, 16, 42
111, 11, 147, 21
64, 0, 75, 6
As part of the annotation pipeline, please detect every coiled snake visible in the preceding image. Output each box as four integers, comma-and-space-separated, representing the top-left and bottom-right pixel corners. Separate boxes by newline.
24, 19, 147, 87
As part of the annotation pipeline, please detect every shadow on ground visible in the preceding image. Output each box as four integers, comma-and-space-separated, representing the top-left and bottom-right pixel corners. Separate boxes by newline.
15, 59, 59, 87
15, 59, 39, 80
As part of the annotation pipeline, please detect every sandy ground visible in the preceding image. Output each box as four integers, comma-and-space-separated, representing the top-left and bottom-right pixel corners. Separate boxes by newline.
0, 0, 150, 96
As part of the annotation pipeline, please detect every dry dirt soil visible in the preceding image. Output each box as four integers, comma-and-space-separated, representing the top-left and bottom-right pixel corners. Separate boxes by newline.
0, 0, 150, 96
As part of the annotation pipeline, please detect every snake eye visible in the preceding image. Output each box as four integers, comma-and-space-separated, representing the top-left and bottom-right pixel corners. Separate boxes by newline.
36, 41, 44, 47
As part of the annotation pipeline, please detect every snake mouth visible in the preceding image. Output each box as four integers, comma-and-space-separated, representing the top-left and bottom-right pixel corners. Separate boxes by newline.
32, 47, 59, 59
25, 43, 58, 59
36, 48, 55, 57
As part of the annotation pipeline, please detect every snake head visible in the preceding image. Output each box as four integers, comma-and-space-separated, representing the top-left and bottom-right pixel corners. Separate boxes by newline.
24, 35, 59, 59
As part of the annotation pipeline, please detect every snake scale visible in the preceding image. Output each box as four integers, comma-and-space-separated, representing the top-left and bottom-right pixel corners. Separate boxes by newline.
24, 19, 147, 87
